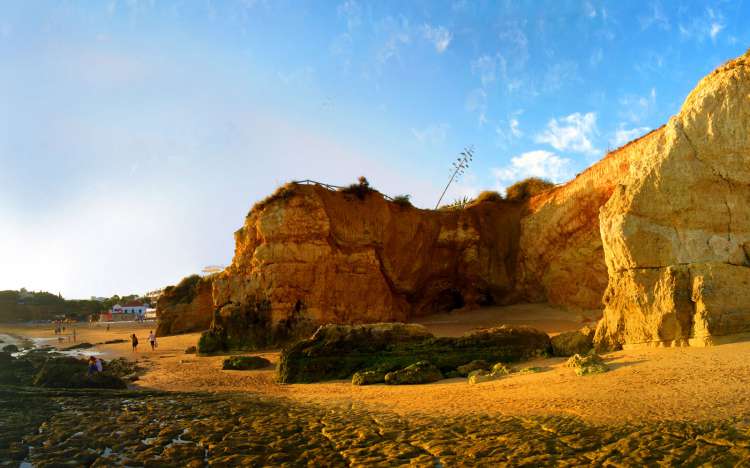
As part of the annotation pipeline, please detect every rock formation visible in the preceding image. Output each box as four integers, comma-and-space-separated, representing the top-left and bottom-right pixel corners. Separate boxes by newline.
189, 49, 750, 352
156, 275, 214, 336
201, 184, 522, 352
595, 51, 750, 350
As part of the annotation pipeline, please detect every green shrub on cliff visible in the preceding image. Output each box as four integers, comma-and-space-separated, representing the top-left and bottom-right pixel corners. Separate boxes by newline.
505, 177, 555, 201
161, 275, 205, 305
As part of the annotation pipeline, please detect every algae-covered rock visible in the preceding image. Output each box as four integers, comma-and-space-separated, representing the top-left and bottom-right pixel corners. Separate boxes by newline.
63, 342, 94, 350
351, 370, 387, 386
222, 356, 271, 370
468, 363, 511, 384
457, 360, 489, 376
2, 344, 18, 353
32, 357, 127, 389
278, 323, 551, 383
566, 352, 608, 376
516, 366, 543, 374
551, 327, 594, 357
384, 361, 443, 385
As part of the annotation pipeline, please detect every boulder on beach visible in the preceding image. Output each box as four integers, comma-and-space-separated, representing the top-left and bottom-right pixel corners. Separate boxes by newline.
351, 370, 388, 386
566, 352, 608, 376
551, 327, 594, 357
384, 361, 443, 385
222, 356, 272, 370
32, 357, 127, 389
467, 363, 511, 384
278, 322, 551, 383
63, 342, 94, 350
2, 344, 19, 353
184, 346, 197, 354
456, 360, 489, 376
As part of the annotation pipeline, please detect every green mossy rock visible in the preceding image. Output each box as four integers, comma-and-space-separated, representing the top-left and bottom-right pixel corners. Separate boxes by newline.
551, 327, 594, 357
32, 357, 127, 389
566, 352, 608, 376
384, 361, 443, 385
279, 323, 551, 383
457, 360, 489, 376
468, 363, 511, 384
351, 370, 387, 386
222, 356, 271, 370
2, 344, 19, 353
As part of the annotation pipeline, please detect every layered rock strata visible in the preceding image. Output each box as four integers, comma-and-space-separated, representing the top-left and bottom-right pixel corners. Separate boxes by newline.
202, 185, 522, 352
595, 51, 750, 349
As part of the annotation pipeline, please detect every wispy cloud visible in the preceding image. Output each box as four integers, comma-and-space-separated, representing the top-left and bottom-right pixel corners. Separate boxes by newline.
471, 54, 505, 86
495, 111, 524, 147
639, 1, 670, 30
337, 0, 362, 31
679, 7, 725, 43
610, 124, 651, 148
618, 87, 656, 124
492, 150, 572, 191
422, 24, 452, 53
412, 123, 449, 145
465, 88, 488, 126
535, 112, 599, 156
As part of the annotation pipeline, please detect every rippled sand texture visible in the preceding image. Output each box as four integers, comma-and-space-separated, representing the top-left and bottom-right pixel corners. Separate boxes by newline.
4, 387, 750, 466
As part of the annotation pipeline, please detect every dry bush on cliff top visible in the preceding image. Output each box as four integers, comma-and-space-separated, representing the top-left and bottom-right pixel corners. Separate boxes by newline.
505, 177, 555, 201
467, 191, 503, 206
248, 183, 297, 217
392, 194, 413, 207
340, 176, 376, 200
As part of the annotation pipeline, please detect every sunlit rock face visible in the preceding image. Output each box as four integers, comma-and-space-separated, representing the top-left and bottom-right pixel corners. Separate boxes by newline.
190, 50, 750, 352
595, 51, 750, 350
205, 184, 523, 351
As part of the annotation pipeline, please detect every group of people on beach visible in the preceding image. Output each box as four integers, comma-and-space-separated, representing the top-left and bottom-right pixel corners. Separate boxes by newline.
130, 331, 157, 352
87, 356, 103, 375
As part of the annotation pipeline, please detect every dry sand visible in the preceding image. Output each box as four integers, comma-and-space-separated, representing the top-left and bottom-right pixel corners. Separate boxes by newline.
4, 303, 750, 425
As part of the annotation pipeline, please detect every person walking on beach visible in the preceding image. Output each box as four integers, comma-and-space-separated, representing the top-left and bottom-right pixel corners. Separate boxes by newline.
148, 331, 157, 351
95, 357, 103, 373
131, 333, 139, 352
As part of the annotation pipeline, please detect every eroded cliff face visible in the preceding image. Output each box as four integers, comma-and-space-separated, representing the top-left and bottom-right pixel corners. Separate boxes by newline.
195, 50, 750, 352
201, 186, 522, 352
595, 51, 750, 350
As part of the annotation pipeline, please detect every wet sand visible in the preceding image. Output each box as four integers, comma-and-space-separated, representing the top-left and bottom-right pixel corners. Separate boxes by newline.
4, 303, 750, 425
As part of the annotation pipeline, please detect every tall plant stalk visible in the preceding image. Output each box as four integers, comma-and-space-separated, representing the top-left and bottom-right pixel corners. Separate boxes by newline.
435, 146, 474, 209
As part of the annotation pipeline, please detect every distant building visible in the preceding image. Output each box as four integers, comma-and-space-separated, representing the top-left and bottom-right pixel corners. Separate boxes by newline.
145, 308, 157, 320
110, 301, 147, 321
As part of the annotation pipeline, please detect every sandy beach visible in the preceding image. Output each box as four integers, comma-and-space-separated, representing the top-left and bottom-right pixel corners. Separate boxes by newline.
4, 303, 750, 426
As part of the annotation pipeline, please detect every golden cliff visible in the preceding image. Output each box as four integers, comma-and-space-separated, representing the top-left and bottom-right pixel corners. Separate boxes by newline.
192, 49, 750, 352
200, 185, 523, 352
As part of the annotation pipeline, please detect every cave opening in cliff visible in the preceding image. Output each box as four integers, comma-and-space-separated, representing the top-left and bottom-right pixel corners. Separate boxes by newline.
432, 288, 465, 313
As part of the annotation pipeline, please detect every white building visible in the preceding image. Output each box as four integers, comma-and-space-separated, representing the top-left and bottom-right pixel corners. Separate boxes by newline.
112, 301, 147, 319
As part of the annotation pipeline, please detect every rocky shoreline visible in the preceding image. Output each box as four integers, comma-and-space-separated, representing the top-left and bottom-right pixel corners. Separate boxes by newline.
3, 384, 750, 466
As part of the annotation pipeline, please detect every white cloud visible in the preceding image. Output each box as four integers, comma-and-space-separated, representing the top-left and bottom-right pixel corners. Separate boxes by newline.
337, 0, 362, 31
492, 150, 572, 192
639, 1, 670, 30
679, 7, 725, 43
471, 54, 505, 86
422, 24, 452, 53
510, 118, 522, 138
618, 87, 656, 123
412, 124, 449, 145
544, 61, 579, 91
611, 125, 651, 148
375, 17, 411, 66
535, 112, 599, 156
465, 88, 488, 126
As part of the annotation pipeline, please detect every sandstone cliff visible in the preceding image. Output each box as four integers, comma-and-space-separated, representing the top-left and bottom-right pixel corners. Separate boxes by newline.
200, 184, 523, 352
156, 275, 214, 336
194, 49, 750, 352
595, 51, 750, 350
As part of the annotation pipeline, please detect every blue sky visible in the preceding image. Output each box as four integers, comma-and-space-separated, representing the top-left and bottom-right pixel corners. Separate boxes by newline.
1, 0, 748, 298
